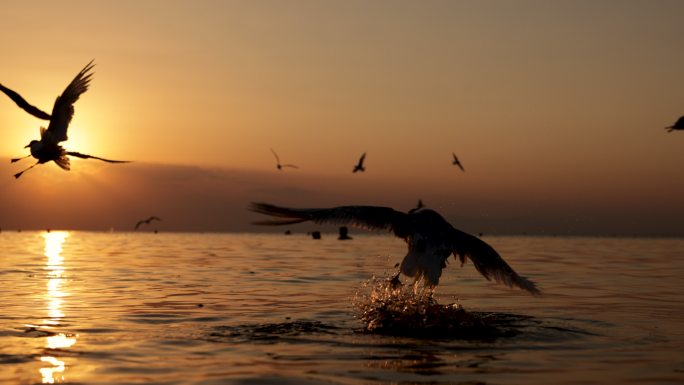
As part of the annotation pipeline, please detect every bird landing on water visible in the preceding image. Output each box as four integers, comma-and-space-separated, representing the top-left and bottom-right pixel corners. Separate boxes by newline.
250, 202, 540, 295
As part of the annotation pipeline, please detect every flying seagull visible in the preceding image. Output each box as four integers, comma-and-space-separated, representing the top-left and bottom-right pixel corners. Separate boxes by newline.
135, 216, 161, 230
2, 60, 130, 179
250, 202, 540, 294
353, 152, 366, 173
270, 148, 299, 170
665, 116, 684, 132
452, 153, 465, 171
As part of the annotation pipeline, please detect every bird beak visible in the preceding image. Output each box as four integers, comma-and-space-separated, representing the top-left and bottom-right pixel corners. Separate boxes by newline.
24, 144, 30, 148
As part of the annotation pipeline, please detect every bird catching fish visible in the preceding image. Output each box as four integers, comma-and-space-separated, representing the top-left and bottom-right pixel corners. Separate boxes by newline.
250, 202, 540, 294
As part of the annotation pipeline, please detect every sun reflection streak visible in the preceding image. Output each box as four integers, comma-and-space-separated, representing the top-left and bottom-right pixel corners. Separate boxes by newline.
44, 231, 67, 324
39, 357, 65, 384
46, 334, 77, 350
39, 231, 78, 384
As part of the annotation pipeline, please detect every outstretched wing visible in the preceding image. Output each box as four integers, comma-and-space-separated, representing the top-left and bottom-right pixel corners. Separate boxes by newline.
45, 61, 95, 144
281, 164, 299, 169
452, 153, 464, 171
450, 229, 540, 295
358, 152, 366, 166
0, 83, 52, 120
250, 203, 409, 234
270, 148, 281, 164
66, 151, 130, 163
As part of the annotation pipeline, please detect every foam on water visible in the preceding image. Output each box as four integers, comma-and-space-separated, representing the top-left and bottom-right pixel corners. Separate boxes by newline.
353, 276, 522, 339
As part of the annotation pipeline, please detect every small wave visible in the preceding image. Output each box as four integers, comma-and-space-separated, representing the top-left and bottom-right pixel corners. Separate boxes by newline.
122, 312, 188, 324
0, 353, 34, 365
208, 320, 341, 343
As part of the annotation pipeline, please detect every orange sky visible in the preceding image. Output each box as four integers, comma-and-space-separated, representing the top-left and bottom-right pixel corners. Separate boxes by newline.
1, 1, 683, 235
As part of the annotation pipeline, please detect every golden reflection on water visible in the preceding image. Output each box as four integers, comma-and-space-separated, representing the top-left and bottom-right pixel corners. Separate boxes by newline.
39, 231, 77, 384
45, 232, 65, 323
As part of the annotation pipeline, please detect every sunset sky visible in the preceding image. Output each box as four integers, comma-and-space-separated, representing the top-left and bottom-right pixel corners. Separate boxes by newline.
1, 0, 682, 235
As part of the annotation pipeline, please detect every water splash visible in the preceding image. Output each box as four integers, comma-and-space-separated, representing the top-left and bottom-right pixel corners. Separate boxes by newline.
353, 276, 509, 339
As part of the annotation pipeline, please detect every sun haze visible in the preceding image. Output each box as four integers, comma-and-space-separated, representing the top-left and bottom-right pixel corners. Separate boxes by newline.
0, 1, 682, 235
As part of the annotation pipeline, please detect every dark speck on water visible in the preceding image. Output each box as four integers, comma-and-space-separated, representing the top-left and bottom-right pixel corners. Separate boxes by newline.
0, 232, 682, 384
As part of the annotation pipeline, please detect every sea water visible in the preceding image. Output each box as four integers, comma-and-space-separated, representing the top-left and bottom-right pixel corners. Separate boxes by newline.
0, 231, 682, 384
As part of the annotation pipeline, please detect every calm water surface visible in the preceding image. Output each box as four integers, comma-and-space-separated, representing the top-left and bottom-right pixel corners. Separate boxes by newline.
0, 232, 682, 384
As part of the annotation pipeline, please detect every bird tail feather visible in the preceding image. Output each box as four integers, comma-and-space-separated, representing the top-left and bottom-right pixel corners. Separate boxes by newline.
55, 151, 70, 171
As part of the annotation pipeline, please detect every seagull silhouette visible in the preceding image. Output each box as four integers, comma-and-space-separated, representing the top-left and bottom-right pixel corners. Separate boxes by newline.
250, 202, 540, 294
135, 216, 161, 230
270, 148, 299, 170
452, 153, 465, 171
2, 61, 130, 179
353, 152, 366, 173
665, 116, 684, 132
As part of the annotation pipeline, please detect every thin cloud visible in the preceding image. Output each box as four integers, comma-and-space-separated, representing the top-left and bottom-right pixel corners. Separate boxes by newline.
0, 160, 681, 236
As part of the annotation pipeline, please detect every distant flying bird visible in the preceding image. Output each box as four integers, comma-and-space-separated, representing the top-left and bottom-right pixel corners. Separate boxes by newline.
665, 116, 684, 132
353, 152, 366, 173
270, 148, 299, 170
250, 202, 540, 294
452, 153, 465, 171
2, 61, 130, 179
135, 216, 161, 230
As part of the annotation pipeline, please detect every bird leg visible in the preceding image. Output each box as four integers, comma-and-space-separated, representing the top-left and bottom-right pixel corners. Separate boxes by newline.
14, 162, 38, 179
389, 271, 402, 288
410, 280, 436, 303
10, 155, 31, 163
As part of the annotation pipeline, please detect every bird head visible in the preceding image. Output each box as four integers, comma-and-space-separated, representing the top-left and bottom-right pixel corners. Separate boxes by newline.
25, 140, 42, 155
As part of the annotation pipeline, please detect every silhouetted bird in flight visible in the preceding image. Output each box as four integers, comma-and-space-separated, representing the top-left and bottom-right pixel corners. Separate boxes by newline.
665, 116, 684, 132
452, 153, 465, 171
135, 216, 161, 230
250, 202, 540, 294
270, 148, 299, 170
353, 152, 366, 173
2, 61, 130, 179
